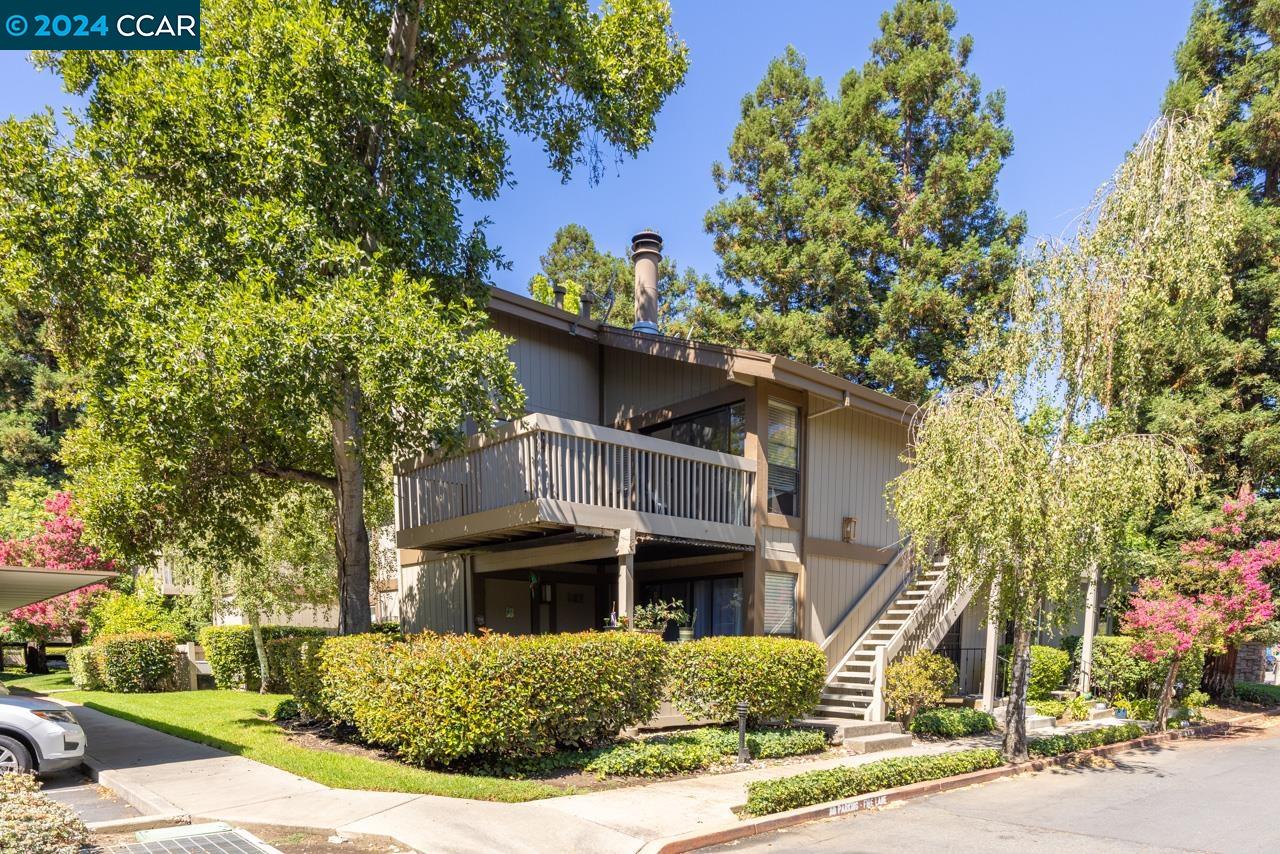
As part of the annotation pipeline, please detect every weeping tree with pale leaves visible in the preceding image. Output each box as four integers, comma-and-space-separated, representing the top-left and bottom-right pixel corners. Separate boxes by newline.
888, 99, 1242, 762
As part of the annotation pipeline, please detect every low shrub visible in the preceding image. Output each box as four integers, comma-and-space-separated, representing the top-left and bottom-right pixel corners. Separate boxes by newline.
273, 636, 325, 719
199, 625, 328, 691
1063, 696, 1091, 722
321, 631, 668, 766
1182, 689, 1210, 713
909, 707, 996, 738
1069, 636, 1162, 701
667, 636, 825, 724
884, 650, 957, 729
1129, 698, 1157, 721
66, 646, 103, 691
271, 698, 300, 721
1031, 699, 1066, 719
649, 726, 828, 760
742, 749, 1004, 816
583, 740, 720, 777
1026, 722, 1143, 758
1234, 681, 1280, 705
0, 772, 88, 854
95, 633, 177, 693
1001, 644, 1072, 700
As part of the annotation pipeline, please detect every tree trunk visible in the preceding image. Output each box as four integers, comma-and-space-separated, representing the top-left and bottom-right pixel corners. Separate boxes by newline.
1202, 646, 1237, 698
1156, 657, 1181, 732
331, 372, 372, 635
23, 641, 48, 675
249, 612, 271, 695
1002, 619, 1033, 762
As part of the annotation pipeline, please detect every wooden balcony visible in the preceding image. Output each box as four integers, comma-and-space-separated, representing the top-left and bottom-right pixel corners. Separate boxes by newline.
395, 414, 757, 551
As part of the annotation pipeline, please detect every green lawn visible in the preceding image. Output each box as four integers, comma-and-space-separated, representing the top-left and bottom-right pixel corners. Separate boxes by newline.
43, 686, 561, 802
0, 669, 75, 693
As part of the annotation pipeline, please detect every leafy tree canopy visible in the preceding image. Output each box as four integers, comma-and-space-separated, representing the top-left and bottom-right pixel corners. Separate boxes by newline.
1150, 0, 1280, 494
0, 0, 688, 632
702, 0, 1025, 401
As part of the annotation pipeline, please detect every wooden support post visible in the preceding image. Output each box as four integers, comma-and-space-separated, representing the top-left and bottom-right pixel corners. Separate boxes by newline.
981, 574, 1002, 712
869, 645, 887, 722
1078, 565, 1099, 695
618, 552, 635, 627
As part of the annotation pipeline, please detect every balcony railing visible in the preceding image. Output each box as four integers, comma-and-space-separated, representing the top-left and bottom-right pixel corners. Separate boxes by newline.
395, 413, 756, 539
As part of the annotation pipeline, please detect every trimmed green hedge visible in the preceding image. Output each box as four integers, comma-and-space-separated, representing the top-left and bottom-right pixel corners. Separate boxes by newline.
743, 749, 1004, 816
1027, 722, 1143, 758
198, 625, 327, 691
909, 707, 996, 738
667, 636, 825, 724
1000, 645, 1071, 700
318, 631, 669, 766
66, 646, 103, 691
95, 633, 178, 693
1234, 682, 1280, 705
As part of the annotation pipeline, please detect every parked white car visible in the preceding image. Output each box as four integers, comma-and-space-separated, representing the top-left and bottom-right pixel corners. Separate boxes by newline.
0, 695, 86, 774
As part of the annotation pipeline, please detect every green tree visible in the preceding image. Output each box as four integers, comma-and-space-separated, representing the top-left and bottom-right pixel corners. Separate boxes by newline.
528, 223, 699, 332
890, 103, 1238, 761
0, 0, 688, 633
1150, 0, 1280, 495
0, 302, 77, 493
704, 1, 1025, 401
176, 489, 336, 693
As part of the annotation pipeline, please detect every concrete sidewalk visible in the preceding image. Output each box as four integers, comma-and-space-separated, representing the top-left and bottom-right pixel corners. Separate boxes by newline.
57, 698, 1131, 854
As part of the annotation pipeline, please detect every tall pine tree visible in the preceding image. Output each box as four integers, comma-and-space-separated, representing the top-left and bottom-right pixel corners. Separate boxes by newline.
1153, 0, 1280, 495
702, 1, 1024, 401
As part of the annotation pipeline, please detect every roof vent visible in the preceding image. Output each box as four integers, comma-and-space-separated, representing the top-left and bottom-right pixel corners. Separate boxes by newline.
630, 230, 662, 334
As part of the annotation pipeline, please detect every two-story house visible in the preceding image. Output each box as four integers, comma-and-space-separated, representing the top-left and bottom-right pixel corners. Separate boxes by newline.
394, 231, 976, 722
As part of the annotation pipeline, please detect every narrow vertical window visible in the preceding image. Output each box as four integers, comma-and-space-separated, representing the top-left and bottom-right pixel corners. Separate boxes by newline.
764, 571, 797, 636
767, 400, 800, 516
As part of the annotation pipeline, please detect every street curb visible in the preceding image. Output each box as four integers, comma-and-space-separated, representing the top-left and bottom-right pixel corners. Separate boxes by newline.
639, 711, 1278, 854
78, 758, 188, 818
85, 814, 190, 834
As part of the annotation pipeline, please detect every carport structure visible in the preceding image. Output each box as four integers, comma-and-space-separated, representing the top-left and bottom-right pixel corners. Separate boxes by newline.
1, 565, 117, 669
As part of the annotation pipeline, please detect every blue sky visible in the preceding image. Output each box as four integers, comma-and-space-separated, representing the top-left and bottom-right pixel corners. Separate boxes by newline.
0, 1, 1196, 298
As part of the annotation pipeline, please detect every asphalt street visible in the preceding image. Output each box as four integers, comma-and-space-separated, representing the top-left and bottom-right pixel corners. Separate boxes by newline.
709, 722, 1280, 854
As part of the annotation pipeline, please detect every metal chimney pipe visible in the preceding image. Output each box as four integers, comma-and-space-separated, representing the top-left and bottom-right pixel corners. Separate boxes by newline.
630, 230, 662, 334
552, 283, 567, 311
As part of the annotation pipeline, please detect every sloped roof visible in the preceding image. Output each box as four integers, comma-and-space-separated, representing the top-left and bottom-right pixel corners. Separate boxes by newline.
488, 287, 916, 424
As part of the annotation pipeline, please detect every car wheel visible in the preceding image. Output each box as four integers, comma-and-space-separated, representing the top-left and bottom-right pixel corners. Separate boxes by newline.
0, 735, 33, 774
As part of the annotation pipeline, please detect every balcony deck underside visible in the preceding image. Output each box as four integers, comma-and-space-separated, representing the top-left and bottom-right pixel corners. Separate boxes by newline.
397, 497, 756, 552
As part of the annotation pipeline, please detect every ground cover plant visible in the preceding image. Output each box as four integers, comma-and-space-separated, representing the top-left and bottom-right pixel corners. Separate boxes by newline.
1234, 682, 1280, 705
742, 749, 1004, 816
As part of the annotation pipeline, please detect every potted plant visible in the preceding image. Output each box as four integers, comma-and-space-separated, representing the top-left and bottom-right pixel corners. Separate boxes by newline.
678, 609, 696, 643
633, 599, 690, 638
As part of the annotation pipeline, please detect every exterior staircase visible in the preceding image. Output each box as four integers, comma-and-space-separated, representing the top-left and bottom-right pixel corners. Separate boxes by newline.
815, 557, 974, 723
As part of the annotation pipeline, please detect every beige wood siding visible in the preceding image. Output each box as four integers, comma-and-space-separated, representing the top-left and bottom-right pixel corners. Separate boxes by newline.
400, 557, 467, 634
803, 554, 911, 644
492, 312, 599, 423
804, 403, 909, 548
603, 348, 731, 424
762, 525, 801, 563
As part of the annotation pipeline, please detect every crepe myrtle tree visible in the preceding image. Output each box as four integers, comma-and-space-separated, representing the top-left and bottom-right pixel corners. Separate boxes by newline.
888, 391, 1198, 760
1125, 492, 1277, 729
0, 492, 114, 673
0, 0, 688, 632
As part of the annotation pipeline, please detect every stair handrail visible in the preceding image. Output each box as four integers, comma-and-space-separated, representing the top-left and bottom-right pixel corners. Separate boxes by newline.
821, 544, 915, 681
882, 558, 974, 667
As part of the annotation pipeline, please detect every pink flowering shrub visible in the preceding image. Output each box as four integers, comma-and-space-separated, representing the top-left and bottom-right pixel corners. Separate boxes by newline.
1124, 490, 1278, 728
1, 492, 115, 645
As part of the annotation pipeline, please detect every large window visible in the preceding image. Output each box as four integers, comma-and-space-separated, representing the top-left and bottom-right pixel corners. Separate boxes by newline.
645, 402, 746, 456
767, 400, 801, 516
639, 575, 743, 640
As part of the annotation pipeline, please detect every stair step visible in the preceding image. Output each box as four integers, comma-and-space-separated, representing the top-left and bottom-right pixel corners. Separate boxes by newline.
822, 685, 873, 698
845, 732, 914, 754
796, 718, 902, 740
813, 706, 868, 721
